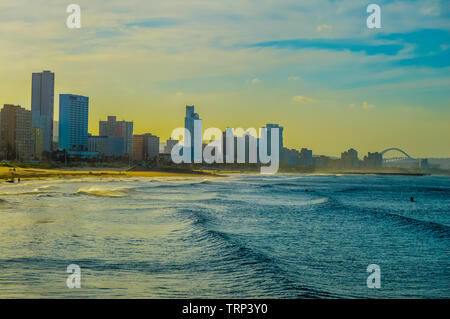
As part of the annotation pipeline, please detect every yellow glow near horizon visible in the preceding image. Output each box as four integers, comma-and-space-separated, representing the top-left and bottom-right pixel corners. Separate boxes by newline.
0, 1, 449, 158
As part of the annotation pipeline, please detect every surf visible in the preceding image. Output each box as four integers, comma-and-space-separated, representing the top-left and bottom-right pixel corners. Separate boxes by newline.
75, 186, 134, 198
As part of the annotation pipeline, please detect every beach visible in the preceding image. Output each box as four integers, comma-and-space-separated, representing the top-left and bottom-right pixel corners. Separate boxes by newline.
0, 166, 212, 181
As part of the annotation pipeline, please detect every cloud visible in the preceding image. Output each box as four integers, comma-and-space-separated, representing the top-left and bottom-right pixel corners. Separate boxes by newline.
419, 0, 441, 16
288, 76, 301, 81
176, 91, 184, 97
349, 102, 375, 109
316, 24, 333, 32
292, 95, 315, 103
251, 78, 261, 84
362, 101, 375, 109
247, 28, 450, 68
125, 18, 180, 29
248, 38, 403, 56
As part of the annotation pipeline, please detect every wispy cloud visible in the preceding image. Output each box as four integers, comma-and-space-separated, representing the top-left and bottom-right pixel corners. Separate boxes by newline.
125, 18, 180, 29
419, 0, 442, 16
248, 38, 403, 56
316, 24, 332, 32
292, 95, 315, 103
362, 101, 375, 109
349, 102, 376, 109
288, 76, 301, 81
246, 28, 450, 68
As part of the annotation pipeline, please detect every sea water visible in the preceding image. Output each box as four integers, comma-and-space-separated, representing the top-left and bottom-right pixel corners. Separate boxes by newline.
0, 174, 448, 298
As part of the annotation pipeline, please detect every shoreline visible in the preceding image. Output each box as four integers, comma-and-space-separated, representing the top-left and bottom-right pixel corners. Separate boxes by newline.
0, 167, 216, 181
1, 166, 448, 181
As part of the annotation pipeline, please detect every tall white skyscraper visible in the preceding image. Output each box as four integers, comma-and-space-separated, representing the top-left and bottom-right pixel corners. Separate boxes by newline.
31, 70, 55, 153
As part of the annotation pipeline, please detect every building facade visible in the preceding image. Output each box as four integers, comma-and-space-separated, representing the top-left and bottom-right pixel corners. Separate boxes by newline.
299, 148, 313, 167
132, 133, 160, 161
53, 120, 59, 149
184, 105, 201, 161
0, 104, 33, 161
99, 116, 133, 155
363, 152, 383, 168
341, 148, 360, 168
281, 148, 299, 166
163, 138, 178, 155
31, 70, 55, 154
88, 135, 125, 157
59, 94, 89, 151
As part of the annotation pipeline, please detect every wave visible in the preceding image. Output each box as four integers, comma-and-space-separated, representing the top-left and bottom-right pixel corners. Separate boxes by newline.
373, 210, 450, 238
297, 197, 328, 206
259, 182, 299, 188
338, 200, 450, 238
0, 185, 57, 196
33, 185, 56, 192
338, 185, 450, 194
174, 208, 338, 298
75, 186, 134, 198
0, 190, 42, 196
137, 178, 216, 190
422, 187, 450, 194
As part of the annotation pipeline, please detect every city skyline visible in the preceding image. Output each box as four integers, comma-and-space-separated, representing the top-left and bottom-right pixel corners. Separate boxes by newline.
0, 1, 449, 157
0, 68, 448, 160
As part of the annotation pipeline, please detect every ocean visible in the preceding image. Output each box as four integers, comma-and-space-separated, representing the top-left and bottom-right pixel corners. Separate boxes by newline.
0, 174, 448, 298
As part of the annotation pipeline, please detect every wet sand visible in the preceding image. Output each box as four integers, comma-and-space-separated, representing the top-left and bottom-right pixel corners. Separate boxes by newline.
0, 167, 211, 181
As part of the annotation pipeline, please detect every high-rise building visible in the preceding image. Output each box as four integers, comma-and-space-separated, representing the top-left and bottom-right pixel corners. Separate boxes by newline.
281, 148, 300, 166
0, 104, 33, 161
53, 121, 59, 142
32, 127, 43, 160
163, 138, 178, 154
99, 116, 133, 155
53, 120, 59, 150
88, 135, 124, 157
31, 70, 55, 154
299, 148, 313, 167
363, 152, 382, 168
146, 134, 160, 159
132, 135, 145, 161
341, 148, 360, 168
59, 94, 89, 151
132, 133, 160, 161
184, 105, 201, 161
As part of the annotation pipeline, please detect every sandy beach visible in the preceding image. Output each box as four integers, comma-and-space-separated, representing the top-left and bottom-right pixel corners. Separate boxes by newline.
0, 166, 211, 181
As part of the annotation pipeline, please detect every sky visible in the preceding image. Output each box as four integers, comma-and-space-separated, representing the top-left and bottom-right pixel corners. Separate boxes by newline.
0, 0, 449, 157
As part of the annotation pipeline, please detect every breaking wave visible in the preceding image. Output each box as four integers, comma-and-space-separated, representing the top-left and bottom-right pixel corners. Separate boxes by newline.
75, 186, 134, 198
